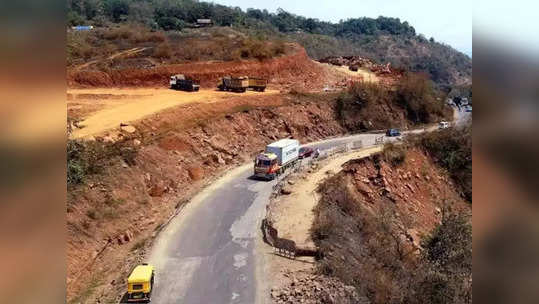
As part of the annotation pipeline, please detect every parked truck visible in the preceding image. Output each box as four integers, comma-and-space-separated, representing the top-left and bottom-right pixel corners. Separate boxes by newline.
254, 139, 300, 180
170, 74, 200, 91
248, 77, 267, 92
218, 76, 249, 92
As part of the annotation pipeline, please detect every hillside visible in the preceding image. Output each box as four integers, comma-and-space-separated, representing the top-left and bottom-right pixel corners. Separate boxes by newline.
67, 0, 471, 87
263, 128, 472, 304
66, 82, 454, 302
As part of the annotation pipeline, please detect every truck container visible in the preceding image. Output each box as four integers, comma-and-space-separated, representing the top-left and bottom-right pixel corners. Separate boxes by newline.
248, 78, 267, 92
170, 74, 200, 91
254, 139, 300, 180
218, 76, 249, 92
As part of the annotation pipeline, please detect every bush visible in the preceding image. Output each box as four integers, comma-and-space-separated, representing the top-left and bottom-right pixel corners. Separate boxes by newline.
396, 73, 448, 124
382, 143, 406, 165
336, 81, 393, 131
67, 139, 139, 187
238, 38, 273, 60
153, 42, 172, 58
411, 125, 472, 201
409, 210, 472, 304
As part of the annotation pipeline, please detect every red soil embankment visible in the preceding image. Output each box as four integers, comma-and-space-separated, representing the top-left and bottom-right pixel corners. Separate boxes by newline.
67, 45, 338, 90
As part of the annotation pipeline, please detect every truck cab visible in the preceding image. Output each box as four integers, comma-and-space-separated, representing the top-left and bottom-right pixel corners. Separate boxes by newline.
170, 74, 200, 92
254, 153, 279, 180
254, 139, 300, 180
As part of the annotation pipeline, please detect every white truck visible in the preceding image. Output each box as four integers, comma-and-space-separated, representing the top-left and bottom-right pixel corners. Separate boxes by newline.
254, 139, 300, 180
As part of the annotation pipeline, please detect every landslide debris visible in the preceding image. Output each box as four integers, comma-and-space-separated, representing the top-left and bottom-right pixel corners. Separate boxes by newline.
271, 273, 366, 304
319, 55, 402, 77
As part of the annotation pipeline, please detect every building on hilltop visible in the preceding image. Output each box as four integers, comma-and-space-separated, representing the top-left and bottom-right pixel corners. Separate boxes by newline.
196, 19, 213, 27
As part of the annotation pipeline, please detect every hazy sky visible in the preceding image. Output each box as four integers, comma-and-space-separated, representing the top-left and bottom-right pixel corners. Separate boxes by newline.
213, 0, 472, 56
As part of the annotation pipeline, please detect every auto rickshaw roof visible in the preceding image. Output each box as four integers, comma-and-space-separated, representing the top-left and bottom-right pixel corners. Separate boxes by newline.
128, 265, 153, 283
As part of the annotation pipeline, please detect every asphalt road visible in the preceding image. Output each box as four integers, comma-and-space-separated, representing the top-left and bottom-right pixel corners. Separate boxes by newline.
147, 107, 470, 304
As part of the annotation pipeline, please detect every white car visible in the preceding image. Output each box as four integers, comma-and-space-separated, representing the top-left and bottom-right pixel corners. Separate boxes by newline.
438, 121, 450, 129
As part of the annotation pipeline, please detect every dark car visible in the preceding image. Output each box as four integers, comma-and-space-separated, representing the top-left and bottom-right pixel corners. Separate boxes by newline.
299, 147, 314, 159
386, 129, 401, 137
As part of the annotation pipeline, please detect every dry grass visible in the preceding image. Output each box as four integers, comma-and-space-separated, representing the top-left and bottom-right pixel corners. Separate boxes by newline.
68, 26, 291, 67
153, 42, 172, 58
382, 142, 406, 165
312, 173, 417, 303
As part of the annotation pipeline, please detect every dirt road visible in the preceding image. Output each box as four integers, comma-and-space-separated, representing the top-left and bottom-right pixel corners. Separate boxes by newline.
68, 88, 280, 139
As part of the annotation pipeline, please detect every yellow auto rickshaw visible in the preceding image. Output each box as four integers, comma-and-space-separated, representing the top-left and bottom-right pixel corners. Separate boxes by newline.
127, 264, 154, 302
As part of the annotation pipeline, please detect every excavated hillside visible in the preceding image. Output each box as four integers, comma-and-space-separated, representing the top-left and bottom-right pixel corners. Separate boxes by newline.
67, 44, 355, 91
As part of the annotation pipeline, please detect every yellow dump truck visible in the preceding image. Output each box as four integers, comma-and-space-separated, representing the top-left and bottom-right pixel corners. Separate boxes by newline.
248, 77, 267, 92
127, 264, 155, 302
218, 76, 249, 92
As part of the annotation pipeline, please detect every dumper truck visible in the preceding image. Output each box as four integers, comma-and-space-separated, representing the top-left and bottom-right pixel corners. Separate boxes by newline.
218, 76, 249, 92
254, 139, 300, 180
248, 77, 267, 92
170, 74, 200, 91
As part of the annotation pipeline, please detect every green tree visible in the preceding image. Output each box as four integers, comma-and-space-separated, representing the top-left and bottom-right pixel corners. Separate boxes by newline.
103, 0, 130, 22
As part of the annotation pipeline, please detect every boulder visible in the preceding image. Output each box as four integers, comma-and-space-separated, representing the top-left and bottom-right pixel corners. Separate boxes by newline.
121, 124, 136, 133
188, 167, 204, 181
149, 182, 166, 197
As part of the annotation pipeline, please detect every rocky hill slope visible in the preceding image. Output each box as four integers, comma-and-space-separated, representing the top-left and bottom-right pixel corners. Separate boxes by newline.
309, 144, 472, 303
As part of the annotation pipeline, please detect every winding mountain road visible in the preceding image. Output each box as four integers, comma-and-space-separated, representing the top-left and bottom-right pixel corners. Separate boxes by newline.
147, 108, 470, 304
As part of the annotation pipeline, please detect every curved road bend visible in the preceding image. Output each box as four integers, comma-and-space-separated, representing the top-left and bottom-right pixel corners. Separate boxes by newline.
148, 107, 470, 304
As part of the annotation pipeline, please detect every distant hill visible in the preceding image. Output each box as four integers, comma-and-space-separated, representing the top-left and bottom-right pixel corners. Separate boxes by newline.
67, 0, 471, 86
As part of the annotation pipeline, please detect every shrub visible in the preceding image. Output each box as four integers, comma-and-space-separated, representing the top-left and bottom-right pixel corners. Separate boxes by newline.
238, 38, 275, 60
409, 210, 472, 304
382, 143, 406, 165
410, 125, 472, 201
67, 139, 139, 187
336, 81, 391, 131
396, 73, 448, 124
153, 42, 172, 58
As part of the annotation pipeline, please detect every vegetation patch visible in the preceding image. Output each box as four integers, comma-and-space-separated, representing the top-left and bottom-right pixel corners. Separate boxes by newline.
409, 126, 472, 201
67, 139, 138, 187
336, 76, 451, 131
396, 74, 449, 124
382, 142, 406, 165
